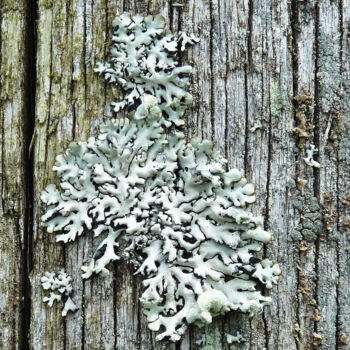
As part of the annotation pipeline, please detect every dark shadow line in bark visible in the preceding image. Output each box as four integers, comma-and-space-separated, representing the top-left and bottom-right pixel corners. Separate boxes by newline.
23, 0, 38, 348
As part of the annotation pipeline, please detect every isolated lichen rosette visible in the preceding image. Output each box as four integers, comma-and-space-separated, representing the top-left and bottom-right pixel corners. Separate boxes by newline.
41, 13, 281, 342
41, 270, 78, 317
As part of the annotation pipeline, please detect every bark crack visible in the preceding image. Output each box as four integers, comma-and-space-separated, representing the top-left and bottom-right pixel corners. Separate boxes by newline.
244, 0, 253, 175
223, 1, 229, 161
209, 0, 215, 141
313, 1, 321, 340
262, 3, 273, 347
335, 1, 344, 348
0, 0, 3, 211
22, 0, 38, 349
290, 2, 302, 349
44, 8, 54, 164
313, 1, 321, 200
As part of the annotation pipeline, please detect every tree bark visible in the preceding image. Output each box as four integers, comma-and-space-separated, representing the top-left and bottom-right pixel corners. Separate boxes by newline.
0, 0, 349, 349
0, 1, 32, 349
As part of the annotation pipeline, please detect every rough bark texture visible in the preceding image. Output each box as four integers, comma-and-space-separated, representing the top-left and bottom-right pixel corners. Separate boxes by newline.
0, 1, 32, 349
0, 0, 350, 349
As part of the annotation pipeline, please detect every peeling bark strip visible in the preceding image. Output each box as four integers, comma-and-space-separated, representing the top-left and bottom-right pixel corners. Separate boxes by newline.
0, 0, 350, 349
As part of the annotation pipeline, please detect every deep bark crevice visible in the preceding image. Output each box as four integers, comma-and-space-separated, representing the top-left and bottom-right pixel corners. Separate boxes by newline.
223, 2, 229, 161
335, 1, 344, 348
80, 5, 89, 349
22, 0, 38, 349
0, 1, 4, 209
244, 0, 253, 175
113, 263, 118, 350
44, 8, 54, 164
313, 2, 321, 340
136, 274, 143, 350
290, 2, 302, 349
262, 2, 274, 347
169, 0, 174, 30
313, 1, 321, 200
209, 0, 215, 141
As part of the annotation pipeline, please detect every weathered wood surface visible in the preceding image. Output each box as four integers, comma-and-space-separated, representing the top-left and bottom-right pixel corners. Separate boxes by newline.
1, 0, 350, 349
0, 1, 33, 349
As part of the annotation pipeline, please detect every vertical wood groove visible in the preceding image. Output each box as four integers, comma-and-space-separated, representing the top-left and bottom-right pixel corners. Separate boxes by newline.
335, 3, 343, 350
313, 0, 321, 200
290, 4, 301, 350
0, 1, 37, 348
22, 0, 38, 348
209, 0, 215, 141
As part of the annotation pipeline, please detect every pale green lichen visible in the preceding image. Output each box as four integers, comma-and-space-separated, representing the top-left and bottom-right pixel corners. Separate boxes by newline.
303, 144, 321, 168
41, 271, 78, 317
41, 13, 281, 342
94, 12, 198, 128
270, 80, 285, 117
226, 331, 246, 344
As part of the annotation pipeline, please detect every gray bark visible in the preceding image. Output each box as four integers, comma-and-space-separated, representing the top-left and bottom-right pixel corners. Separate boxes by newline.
0, 0, 349, 349
0, 1, 31, 349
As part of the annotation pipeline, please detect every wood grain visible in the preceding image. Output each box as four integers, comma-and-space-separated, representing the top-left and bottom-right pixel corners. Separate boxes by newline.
0, 0, 349, 349
0, 1, 30, 349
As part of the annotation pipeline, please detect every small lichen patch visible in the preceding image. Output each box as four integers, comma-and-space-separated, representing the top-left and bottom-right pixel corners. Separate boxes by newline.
303, 145, 321, 168
312, 332, 324, 347
298, 240, 309, 253
270, 80, 285, 117
226, 331, 246, 344
41, 271, 78, 316
339, 332, 348, 345
312, 308, 321, 322
293, 194, 322, 243
293, 93, 314, 148
324, 109, 344, 153
297, 271, 310, 296
195, 334, 206, 346
297, 176, 308, 190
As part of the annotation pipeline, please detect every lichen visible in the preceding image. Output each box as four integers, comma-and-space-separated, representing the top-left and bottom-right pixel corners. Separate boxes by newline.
94, 12, 198, 128
41, 13, 280, 342
270, 80, 285, 117
293, 93, 314, 148
41, 270, 78, 316
226, 331, 246, 344
293, 193, 322, 243
303, 144, 321, 168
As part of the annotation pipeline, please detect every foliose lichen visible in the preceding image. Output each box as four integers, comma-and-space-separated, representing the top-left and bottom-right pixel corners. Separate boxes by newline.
226, 331, 246, 345
303, 144, 321, 168
41, 270, 78, 317
94, 13, 198, 128
41, 13, 281, 342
